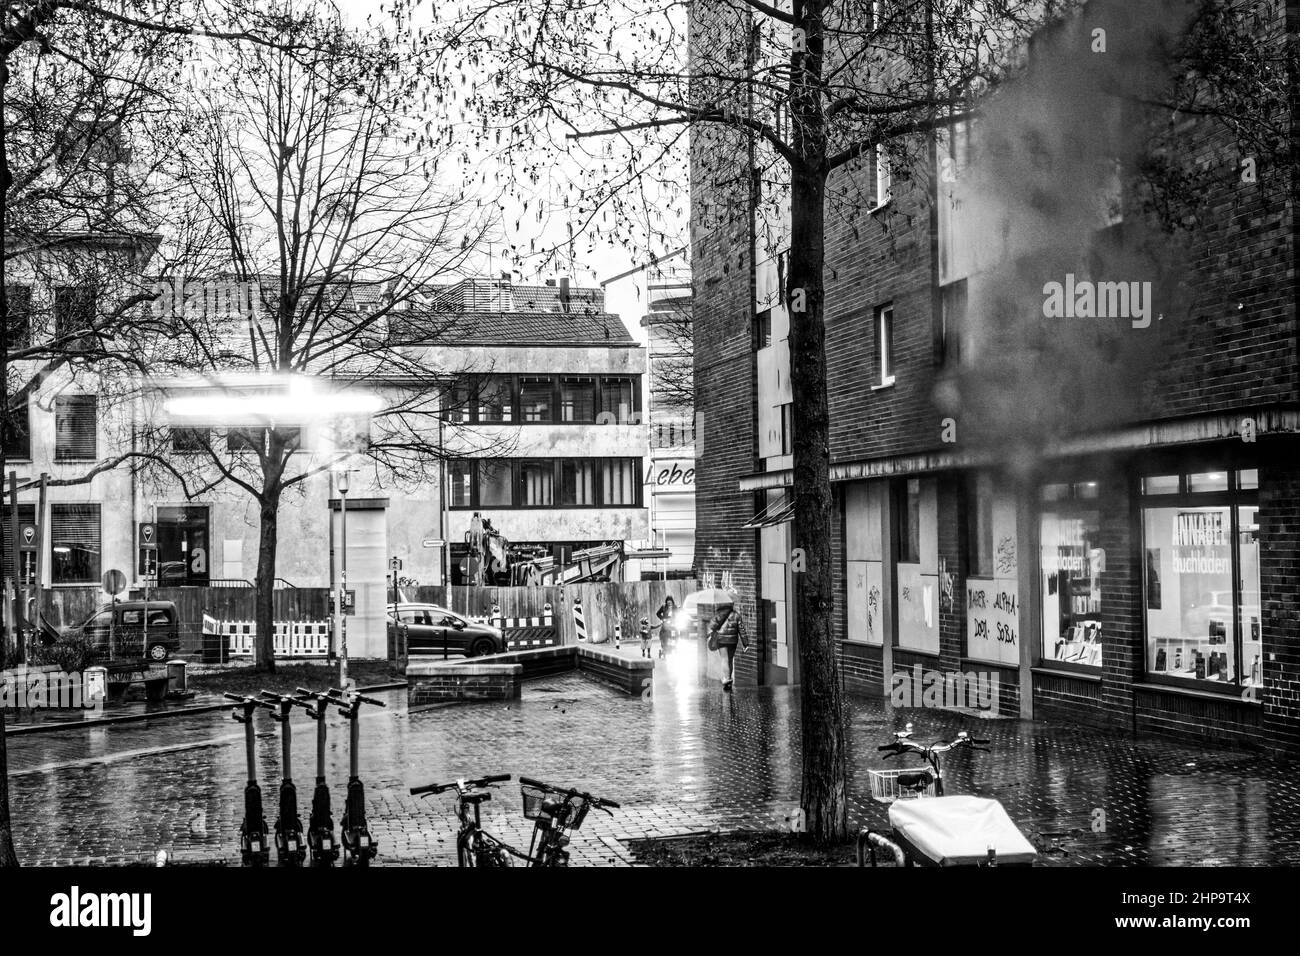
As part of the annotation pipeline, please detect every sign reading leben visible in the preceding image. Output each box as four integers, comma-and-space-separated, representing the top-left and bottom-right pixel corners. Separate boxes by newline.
645, 460, 695, 489
967, 579, 1019, 666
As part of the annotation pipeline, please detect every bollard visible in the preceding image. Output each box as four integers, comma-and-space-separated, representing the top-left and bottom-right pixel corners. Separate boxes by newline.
573, 597, 587, 642
614, 622, 622, 649
167, 660, 188, 695
85, 666, 108, 705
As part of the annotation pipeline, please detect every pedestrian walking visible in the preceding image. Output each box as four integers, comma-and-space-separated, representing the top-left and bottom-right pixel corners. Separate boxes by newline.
639, 616, 653, 658
656, 596, 678, 659
707, 604, 748, 691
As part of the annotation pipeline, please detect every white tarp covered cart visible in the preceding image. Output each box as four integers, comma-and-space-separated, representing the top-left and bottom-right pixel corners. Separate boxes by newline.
860, 795, 1038, 867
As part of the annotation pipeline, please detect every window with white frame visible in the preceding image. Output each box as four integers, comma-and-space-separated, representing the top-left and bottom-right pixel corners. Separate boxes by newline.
876, 304, 895, 386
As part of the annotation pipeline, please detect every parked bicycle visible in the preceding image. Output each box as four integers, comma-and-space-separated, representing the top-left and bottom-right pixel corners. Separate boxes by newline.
408, 774, 620, 867
410, 774, 518, 867
858, 722, 1037, 867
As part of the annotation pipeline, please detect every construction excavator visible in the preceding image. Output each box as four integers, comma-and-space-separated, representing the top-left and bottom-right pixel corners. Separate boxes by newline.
461, 512, 624, 587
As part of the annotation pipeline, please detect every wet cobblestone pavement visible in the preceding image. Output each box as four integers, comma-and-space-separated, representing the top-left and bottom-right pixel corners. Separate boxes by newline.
6, 647, 1300, 866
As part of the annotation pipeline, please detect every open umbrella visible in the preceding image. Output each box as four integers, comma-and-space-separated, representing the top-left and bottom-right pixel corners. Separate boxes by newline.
682, 588, 737, 612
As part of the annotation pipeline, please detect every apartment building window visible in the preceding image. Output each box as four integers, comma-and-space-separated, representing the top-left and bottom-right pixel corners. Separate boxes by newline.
755, 308, 773, 350
873, 146, 892, 209
939, 279, 966, 366
444, 384, 471, 423
171, 427, 211, 454
51, 503, 101, 584
780, 404, 793, 455
876, 304, 895, 386
520, 377, 553, 422
598, 377, 636, 420
228, 426, 301, 453
477, 376, 514, 423
448, 458, 644, 509
55, 395, 97, 460
479, 459, 513, 506
2, 395, 31, 461
519, 460, 554, 506
54, 284, 97, 341
560, 377, 596, 423
602, 458, 638, 505
448, 461, 473, 507
5, 284, 32, 349
560, 459, 597, 505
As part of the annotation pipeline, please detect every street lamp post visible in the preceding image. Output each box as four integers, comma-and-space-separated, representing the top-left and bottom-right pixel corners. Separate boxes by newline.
439, 415, 449, 589
336, 469, 351, 689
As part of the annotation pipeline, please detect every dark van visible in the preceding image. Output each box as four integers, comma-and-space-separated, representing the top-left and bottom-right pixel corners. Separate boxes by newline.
70, 601, 182, 663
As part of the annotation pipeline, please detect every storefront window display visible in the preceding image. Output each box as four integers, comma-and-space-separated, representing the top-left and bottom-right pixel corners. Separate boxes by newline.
1141, 470, 1261, 691
1040, 482, 1103, 669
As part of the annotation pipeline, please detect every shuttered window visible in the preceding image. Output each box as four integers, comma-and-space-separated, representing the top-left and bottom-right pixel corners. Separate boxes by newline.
51, 503, 101, 584
54, 395, 98, 460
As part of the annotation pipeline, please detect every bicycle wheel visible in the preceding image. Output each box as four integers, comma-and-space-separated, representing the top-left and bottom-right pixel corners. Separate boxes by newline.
475, 835, 513, 867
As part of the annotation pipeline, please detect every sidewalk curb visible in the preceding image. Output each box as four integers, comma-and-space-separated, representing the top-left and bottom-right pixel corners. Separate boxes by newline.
3, 681, 408, 737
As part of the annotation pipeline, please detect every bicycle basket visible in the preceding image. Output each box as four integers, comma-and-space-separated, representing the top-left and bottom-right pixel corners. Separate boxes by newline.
868, 767, 936, 804
521, 784, 552, 820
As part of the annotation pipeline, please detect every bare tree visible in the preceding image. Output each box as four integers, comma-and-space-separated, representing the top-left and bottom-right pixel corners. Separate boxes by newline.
131, 3, 498, 673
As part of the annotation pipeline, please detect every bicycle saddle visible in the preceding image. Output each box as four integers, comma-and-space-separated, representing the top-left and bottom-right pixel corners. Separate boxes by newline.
462, 790, 493, 804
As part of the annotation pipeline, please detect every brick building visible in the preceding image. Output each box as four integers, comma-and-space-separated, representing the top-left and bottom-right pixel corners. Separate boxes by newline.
690, 0, 1300, 750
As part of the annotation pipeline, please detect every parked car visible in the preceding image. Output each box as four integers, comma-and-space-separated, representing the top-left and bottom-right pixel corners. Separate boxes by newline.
386, 603, 506, 657
65, 600, 181, 664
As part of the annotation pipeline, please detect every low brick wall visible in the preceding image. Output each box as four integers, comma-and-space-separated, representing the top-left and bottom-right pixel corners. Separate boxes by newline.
576, 645, 655, 696
407, 661, 523, 704
406, 643, 654, 703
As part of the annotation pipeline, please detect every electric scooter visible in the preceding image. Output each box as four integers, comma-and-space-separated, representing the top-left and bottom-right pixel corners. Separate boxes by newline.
326, 687, 386, 867
295, 687, 340, 866
225, 693, 276, 866
261, 691, 311, 865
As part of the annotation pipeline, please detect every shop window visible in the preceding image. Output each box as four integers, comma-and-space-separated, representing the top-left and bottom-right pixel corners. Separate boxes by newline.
520, 377, 552, 423
478, 459, 513, 507
51, 503, 101, 584
1040, 482, 1103, 669
1142, 470, 1260, 692
968, 474, 994, 576
54, 395, 97, 460
156, 505, 209, 586
897, 478, 921, 564
560, 377, 596, 423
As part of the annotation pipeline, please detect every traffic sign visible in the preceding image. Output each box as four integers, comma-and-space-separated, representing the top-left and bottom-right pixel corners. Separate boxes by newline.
139, 522, 157, 550
103, 568, 128, 596
19, 523, 37, 551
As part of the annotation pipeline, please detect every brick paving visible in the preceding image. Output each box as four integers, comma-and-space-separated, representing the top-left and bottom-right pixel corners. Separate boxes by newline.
5, 644, 1300, 865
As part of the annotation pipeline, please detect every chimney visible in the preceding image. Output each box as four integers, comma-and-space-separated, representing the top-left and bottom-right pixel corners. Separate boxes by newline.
559, 276, 571, 313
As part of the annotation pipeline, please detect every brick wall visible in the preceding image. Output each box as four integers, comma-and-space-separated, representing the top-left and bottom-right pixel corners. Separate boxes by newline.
689, 0, 761, 684
1259, 440, 1300, 749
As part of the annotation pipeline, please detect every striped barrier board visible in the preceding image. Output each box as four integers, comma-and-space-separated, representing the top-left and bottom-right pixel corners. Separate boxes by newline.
466, 613, 560, 650
225, 620, 331, 659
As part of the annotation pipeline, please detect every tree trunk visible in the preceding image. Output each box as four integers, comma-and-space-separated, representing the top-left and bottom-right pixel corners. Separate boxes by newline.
0, 50, 20, 868
789, 0, 847, 844
253, 487, 281, 673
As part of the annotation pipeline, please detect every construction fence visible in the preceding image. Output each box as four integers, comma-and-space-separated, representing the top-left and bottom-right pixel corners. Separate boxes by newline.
21, 579, 696, 663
